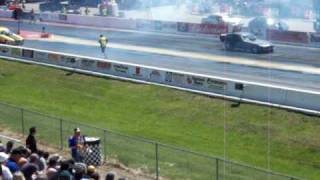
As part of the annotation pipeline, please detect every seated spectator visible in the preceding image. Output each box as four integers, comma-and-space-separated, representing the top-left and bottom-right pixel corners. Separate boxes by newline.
0, 152, 13, 180
21, 154, 39, 180
5, 141, 14, 154
73, 162, 87, 180
0, 140, 5, 152
17, 158, 28, 168
90, 172, 100, 180
6, 148, 22, 173
105, 172, 116, 180
12, 171, 25, 180
57, 161, 73, 180
46, 158, 58, 180
37, 151, 46, 171
16, 147, 30, 159
42, 152, 49, 163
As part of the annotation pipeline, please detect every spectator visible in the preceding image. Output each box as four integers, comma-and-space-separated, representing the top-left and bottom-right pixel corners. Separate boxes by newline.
17, 158, 28, 168
21, 161, 38, 180
105, 172, 116, 180
46, 158, 58, 180
73, 162, 87, 180
68, 128, 84, 162
0, 152, 13, 180
42, 152, 49, 163
16, 147, 30, 159
87, 165, 99, 180
0, 140, 5, 152
12, 171, 25, 180
57, 161, 73, 180
6, 149, 22, 173
6, 141, 14, 154
26, 127, 37, 153
37, 151, 46, 171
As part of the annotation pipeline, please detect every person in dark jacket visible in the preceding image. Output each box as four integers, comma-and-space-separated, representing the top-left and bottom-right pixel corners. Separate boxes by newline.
26, 127, 37, 153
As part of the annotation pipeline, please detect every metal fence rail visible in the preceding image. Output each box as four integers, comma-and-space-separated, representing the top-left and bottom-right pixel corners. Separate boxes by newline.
0, 102, 300, 180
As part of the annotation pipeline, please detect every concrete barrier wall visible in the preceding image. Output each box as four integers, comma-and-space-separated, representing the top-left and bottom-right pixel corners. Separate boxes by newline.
266, 29, 310, 44
0, 10, 12, 18
0, 44, 319, 113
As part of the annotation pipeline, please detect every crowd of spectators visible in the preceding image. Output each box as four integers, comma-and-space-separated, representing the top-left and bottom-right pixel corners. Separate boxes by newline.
0, 127, 124, 180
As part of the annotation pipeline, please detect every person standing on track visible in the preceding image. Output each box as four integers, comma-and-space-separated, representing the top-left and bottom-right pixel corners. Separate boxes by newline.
98, 34, 108, 58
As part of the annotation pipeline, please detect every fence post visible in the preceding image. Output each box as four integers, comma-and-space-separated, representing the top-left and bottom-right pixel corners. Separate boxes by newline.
60, 119, 63, 150
21, 108, 25, 136
216, 158, 219, 180
155, 142, 159, 180
103, 130, 107, 163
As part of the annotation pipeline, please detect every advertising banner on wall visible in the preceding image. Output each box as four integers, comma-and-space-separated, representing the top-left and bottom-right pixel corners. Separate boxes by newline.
0, 46, 10, 55
48, 53, 60, 62
206, 78, 227, 90
60, 55, 77, 66
22, 49, 34, 58
113, 64, 129, 74
34, 51, 48, 61
165, 72, 185, 85
186, 76, 205, 87
11, 48, 22, 57
81, 59, 95, 68
149, 70, 163, 82
96, 61, 112, 71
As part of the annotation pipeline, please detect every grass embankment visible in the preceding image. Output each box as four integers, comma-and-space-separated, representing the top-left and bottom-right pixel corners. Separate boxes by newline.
0, 59, 319, 179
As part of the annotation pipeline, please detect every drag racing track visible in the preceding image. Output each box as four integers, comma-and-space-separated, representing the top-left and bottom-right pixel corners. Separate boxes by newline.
1, 19, 320, 92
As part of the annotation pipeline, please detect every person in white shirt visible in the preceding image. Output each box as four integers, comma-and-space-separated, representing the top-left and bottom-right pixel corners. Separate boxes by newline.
0, 152, 13, 180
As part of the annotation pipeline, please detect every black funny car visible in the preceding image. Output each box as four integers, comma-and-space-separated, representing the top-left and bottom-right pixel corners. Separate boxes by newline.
220, 32, 274, 54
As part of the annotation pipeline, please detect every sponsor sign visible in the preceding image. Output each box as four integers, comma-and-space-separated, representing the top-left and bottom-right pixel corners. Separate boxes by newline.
206, 78, 227, 90
177, 22, 189, 32
267, 29, 309, 44
11, 48, 22, 57
132, 66, 142, 77
113, 64, 129, 74
188, 24, 228, 34
34, 51, 48, 60
48, 53, 60, 61
22, 49, 34, 58
96, 61, 111, 70
149, 70, 162, 81
187, 76, 205, 87
165, 72, 185, 85
58, 14, 67, 21
61, 55, 76, 64
0, 46, 10, 55
81, 59, 95, 68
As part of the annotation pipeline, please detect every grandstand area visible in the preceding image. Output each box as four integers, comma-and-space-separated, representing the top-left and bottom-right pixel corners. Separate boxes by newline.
0, 58, 319, 179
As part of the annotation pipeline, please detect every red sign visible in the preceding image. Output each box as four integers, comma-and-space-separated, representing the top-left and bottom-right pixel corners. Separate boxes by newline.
267, 29, 309, 44
187, 23, 228, 35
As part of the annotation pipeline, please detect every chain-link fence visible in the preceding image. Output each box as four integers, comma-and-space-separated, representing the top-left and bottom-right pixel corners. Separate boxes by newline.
0, 102, 300, 180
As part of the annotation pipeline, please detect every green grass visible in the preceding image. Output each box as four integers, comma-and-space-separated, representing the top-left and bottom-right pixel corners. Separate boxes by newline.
0, 59, 319, 179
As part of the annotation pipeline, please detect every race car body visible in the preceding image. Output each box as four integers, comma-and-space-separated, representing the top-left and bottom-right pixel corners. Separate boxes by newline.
201, 14, 242, 26
220, 32, 274, 54
0, 27, 24, 45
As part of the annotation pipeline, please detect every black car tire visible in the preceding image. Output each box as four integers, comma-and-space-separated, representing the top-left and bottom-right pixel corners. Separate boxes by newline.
224, 42, 232, 51
251, 46, 259, 54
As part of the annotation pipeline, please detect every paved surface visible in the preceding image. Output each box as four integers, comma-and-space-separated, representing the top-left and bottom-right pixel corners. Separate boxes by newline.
1, 19, 320, 92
